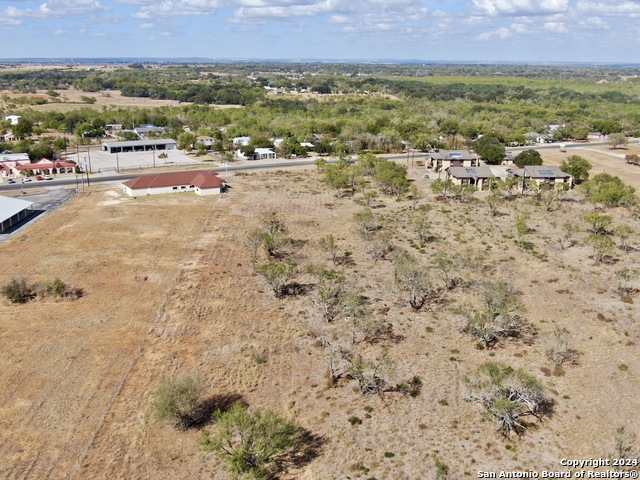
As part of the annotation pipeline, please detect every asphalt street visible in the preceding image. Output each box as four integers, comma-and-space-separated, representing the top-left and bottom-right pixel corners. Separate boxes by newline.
0, 140, 614, 196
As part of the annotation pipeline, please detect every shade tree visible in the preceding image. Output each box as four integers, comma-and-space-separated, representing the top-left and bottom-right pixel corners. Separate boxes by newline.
514, 149, 543, 168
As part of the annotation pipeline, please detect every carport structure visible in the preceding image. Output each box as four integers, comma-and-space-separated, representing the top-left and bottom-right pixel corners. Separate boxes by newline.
101, 139, 178, 154
0, 196, 34, 233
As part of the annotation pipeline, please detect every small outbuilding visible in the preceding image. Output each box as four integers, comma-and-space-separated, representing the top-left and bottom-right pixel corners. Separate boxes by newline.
0, 196, 34, 233
122, 170, 226, 196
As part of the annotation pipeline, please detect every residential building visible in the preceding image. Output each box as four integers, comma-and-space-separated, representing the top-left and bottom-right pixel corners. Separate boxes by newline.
446, 165, 512, 190
236, 148, 277, 160
425, 150, 481, 171
3, 115, 21, 125
232, 136, 251, 147
511, 165, 573, 187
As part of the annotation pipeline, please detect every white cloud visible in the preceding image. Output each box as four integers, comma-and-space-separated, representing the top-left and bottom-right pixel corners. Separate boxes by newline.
328, 14, 348, 23
477, 26, 512, 40
542, 20, 567, 32
229, 0, 344, 22
472, 0, 569, 16
140, 22, 154, 28
131, 0, 226, 18
53, 28, 66, 34
0, 16, 22, 25
2, 0, 109, 20
579, 16, 609, 29
576, 0, 640, 17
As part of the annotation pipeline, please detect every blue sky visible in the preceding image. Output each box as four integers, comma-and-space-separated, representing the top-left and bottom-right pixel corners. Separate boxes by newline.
1, 0, 639, 62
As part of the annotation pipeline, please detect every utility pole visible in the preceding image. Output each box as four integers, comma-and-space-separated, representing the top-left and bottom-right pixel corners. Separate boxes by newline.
84, 159, 90, 187
87, 146, 92, 173
116, 152, 119, 172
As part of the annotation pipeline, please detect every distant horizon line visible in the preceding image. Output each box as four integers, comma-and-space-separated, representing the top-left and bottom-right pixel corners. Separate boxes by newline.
1, 57, 640, 67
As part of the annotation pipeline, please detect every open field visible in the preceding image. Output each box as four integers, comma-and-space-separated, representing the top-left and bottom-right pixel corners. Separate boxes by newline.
1, 158, 639, 479
539, 142, 640, 191
0, 88, 245, 112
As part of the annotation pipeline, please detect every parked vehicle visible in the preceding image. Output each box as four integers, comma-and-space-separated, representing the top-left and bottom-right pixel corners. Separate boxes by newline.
7, 179, 15, 184
43, 175, 53, 180
36, 175, 43, 181
23, 178, 32, 182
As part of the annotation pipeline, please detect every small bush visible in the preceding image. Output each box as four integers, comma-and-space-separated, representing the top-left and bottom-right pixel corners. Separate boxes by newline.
200, 402, 305, 480
36, 277, 84, 300
1, 278, 35, 304
397, 376, 423, 398
1, 277, 82, 303
384, 451, 395, 458
348, 416, 363, 425
153, 372, 206, 429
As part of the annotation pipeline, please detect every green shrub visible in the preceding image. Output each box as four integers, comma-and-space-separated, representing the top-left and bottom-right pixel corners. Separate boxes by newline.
1, 277, 82, 303
200, 402, 304, 480
1, 278, 35, 304
153, 372, 206, 429
37, 277, 83, 299
348, 416, 363, 425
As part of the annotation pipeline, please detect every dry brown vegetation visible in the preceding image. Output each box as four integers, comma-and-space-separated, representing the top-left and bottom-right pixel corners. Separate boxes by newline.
1, 158, 639, 479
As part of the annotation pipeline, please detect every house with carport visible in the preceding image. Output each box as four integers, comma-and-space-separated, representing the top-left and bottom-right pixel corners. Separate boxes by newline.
122, 170, 226, 196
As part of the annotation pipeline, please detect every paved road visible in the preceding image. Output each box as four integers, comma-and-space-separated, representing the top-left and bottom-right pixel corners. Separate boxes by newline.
0, 159, 322, 193
0, 141, 620, 194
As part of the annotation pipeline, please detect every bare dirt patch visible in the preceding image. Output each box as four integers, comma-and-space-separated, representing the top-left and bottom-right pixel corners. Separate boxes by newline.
1, 166, 639, 479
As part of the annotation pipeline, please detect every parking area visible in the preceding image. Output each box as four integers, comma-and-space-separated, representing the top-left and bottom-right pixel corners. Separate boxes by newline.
60, 147, 209, 173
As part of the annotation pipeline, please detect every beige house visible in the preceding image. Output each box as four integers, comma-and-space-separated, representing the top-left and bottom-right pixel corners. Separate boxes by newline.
511, 166, 573, 187
425, 150, 480, 171
445, 165, 512, 190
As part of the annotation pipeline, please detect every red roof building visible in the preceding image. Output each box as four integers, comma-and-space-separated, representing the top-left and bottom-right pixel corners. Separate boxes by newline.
14, 158, 76, 175
122, 170, 226, 196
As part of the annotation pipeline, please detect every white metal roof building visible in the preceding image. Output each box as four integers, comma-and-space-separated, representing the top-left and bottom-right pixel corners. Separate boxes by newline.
0, 196, 34, 233
100, 139, 178, 154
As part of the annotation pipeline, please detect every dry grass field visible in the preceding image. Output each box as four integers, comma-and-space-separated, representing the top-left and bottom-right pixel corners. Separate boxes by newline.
0, 88, 244, 112
1, 156, 639, 479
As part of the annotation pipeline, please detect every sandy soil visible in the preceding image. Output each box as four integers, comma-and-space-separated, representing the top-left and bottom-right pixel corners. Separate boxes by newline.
0, 159, 639, 479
